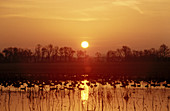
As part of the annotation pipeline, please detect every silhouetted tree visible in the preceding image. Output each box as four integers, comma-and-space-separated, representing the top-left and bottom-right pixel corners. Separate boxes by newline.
77, 50, 85, 61
59, 47, 64, 61
0, 44, 170, 63
53, 46, 59, 62
116, 49, 124, 61
95, 52, 102, 62
121, 46, 132, 61
1, 47, 32, 63
66, 47, 75, 61
159, 44, 170, 58
63, 47, 69, 61
0, 52, 4, 62
41, 47, 47, 62
25, 49, 32, 63
35, 44, 42, 62
2, 48, 11, 62
107, 50, 114, 62
147, 48, 157, 61
46, 44, 53, 62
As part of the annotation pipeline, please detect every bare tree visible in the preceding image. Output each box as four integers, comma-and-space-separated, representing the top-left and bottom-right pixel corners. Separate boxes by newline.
35, 44, 42, 62
159, 44, 170, 58
95, 52, 102, 62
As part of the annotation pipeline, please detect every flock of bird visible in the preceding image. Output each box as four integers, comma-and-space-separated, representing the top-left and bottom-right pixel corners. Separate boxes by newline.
0, 78, 169, 92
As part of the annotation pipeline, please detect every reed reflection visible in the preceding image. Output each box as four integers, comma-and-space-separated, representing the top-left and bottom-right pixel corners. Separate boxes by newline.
81, 80, 89, 104
0, 79, 169, 111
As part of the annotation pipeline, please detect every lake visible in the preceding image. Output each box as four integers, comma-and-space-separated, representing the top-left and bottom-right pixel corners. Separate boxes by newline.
0, 78, 170, 111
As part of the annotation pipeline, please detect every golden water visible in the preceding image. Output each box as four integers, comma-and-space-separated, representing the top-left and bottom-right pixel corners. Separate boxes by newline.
0, 80, 169, 111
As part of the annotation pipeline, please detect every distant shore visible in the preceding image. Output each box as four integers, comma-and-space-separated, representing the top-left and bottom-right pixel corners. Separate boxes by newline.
0, 62, 170, 80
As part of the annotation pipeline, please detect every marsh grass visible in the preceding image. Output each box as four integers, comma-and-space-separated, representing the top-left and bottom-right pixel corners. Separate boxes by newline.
0, 80, 169, 111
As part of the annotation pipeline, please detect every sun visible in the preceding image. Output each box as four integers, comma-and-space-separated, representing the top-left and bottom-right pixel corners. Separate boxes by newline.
81, 41, 89, 48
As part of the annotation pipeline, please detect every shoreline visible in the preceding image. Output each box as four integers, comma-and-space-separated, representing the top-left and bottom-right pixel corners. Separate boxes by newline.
0, 62, 169, 80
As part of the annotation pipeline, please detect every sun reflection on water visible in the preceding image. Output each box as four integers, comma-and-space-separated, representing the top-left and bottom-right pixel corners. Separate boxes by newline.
81, 80, 89, 104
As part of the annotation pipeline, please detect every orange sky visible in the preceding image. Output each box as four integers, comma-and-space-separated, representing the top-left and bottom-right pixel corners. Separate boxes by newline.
0, 0, 170, 55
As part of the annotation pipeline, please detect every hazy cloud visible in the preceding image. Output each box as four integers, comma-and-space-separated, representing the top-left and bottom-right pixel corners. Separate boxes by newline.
1, 0, 170, 21
112, 0, 143, 14
0, 14, 110, 22
51, 17, 110, 22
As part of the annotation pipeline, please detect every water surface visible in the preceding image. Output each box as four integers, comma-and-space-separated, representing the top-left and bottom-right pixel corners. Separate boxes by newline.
0, 79, 170, 111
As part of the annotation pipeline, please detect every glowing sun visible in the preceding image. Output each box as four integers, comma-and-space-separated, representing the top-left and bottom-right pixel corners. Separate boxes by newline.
81, 41, 89, 48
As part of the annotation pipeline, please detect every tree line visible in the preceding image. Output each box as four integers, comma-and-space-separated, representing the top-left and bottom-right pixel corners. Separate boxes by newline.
0, 44, 169, 63
104, 44, 170, 62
